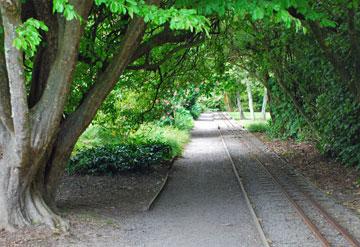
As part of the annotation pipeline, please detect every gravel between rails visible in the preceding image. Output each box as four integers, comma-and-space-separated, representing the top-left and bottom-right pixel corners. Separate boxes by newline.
217, 112, 360, 247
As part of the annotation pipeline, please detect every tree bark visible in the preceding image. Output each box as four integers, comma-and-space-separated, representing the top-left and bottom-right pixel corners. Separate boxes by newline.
0, 0, 93, 231
28, 0, 59, 108
42, 15, 151, 207
0, 0, 69, 231
236, 90, 245, 120
261, 87, 268, 120
0, 30, 13, 132
246, 80, 255, 120
224, 92, 233, 112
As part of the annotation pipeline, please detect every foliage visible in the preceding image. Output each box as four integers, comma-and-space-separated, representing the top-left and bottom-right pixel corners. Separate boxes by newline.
173, 108, 194, 130
13, 18, 48, 57
70, 121, 190, 175
189, 103, 202, 119
216, 1, 360, 167
68, 143, 170, 175
131, 123, 190, 157
53, 0, 81, 20
246, 122, 269, 133
315, 85, 360, 166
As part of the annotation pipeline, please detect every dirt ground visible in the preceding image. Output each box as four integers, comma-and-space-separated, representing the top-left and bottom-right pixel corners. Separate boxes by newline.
0, 166, 169, 247
254, 133, 360, 215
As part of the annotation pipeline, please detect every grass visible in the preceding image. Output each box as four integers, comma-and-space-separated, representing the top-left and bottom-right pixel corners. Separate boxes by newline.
69, 120, 192, 175
246, 122, 269, 133
227, 111, 270, 130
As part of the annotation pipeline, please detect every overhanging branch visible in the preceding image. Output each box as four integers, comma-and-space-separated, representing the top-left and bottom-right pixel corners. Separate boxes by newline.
127, 36, 204, 70
30, 0, 93, 149
130, 29, 193, 62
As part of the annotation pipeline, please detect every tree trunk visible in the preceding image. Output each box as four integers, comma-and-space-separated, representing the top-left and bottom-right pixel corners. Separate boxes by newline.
0, 0, 92, 231
246, 80, 255, 120
0, 141, 69, 231
261, 87, 268, 120
236, 91, 245, 120
0, 0, 184, 232
224, 92, 233, 112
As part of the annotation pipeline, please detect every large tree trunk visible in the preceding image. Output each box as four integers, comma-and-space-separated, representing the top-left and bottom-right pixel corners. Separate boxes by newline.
0, 0, 92, 231
0, 145, 68, 231
261, 87, 268, 120
236, 91, 245, 120
246, 80, 255, 120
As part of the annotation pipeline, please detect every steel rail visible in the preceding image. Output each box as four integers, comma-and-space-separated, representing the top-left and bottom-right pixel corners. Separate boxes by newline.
220, 112, 360, 247
217, 122, 271, 247
218, 114, 330, 247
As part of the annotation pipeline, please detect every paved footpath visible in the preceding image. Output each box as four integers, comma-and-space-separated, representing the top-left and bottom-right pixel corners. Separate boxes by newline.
123, 113, 264, 246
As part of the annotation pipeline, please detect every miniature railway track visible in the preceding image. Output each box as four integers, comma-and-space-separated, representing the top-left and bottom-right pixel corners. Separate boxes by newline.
217, 112, 360, 247
217, 119, 271, 247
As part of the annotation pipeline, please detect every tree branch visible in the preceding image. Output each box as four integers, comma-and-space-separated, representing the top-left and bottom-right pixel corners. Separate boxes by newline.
141, 67, 164, 120
127, 36, 203, 70
57, 16, 149, 152
0, 0, 30, 165
28, 0, 59, 108
130, 29, 193, 63
0, 16, 13, 132
30, 0, 93, 150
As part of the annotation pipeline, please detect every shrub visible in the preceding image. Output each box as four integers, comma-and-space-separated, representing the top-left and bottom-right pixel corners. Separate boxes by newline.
190, 103, 202, 119
67, 144, 170, 176
174, 108, 194, 130
130, 123, 190, 157
246, 122, 269, 133
73, 124, 123, 153
69, 122, 191, 175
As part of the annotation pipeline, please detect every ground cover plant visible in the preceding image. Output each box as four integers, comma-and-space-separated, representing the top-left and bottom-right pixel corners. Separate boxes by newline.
69, 108, 193, 175
68, 143, 171, 175
246, 122, 269, 133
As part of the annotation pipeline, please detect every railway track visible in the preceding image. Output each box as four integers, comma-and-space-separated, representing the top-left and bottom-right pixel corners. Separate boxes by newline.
216, 112, 360, 247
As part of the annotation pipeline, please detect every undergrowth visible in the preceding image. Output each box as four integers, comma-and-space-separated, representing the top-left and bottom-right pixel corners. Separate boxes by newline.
68, 107, 194, 175
246, 122, 269, 133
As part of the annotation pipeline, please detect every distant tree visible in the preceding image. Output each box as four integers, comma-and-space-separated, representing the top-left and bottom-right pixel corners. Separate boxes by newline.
261, 87, 268, 120
246, 80, 255, 120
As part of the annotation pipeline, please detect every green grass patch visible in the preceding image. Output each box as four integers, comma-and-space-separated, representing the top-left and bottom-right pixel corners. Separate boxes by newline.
246, 122, 269, 133
130, 123, 190, 158
227, 111, 270, 129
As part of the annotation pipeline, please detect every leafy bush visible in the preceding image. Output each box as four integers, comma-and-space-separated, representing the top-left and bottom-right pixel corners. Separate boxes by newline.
246, 122, 268, 133
190, 103, 202, 119
174, 108, 194, 130
73, 124, 123, 153
70, 122, 191, 175
68, 144, 170, 176
267, 76, 360, 167
131, 123, 190, 157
